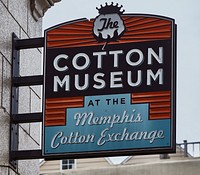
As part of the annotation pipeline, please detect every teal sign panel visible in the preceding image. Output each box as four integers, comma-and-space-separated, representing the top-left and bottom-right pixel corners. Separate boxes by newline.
44, 94, 171, 155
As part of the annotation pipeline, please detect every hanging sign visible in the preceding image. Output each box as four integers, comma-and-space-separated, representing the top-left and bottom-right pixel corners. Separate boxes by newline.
43, 3, 176, 158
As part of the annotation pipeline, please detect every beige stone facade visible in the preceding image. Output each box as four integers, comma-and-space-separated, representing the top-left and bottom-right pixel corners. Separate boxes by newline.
0, 0, 60, 174
40, 148, 200, 175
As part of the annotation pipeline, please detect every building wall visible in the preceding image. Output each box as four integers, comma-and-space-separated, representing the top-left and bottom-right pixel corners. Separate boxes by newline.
76, 157, 111, 169
40, 147, 200, 175
40, 157, 111, 174
0, 0, 60, 174
66, 159, 200, 175
124, 147, 190, 165
40, 159, 200, 175
40, 160, 60, 174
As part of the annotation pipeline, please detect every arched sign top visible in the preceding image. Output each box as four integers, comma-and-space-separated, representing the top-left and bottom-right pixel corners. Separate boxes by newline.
45, 14, 174, 49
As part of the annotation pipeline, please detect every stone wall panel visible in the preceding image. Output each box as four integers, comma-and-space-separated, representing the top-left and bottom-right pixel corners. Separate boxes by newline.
19, 29, 42, 77
30, 89, 41, 144
2, 57, 11, 114
18, 86, 31, 134
0, 0, 61, 174
18, 160, 39, 175
18, 126, 40, 175
0, 0, 8, 7
0, 109, 9, 165
0, 54, 2, 102
0, 1, 20, 62
8, 0, 28, 32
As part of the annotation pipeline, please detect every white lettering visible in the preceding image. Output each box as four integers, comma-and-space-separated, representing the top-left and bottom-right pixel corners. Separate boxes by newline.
147, 68, 163, 85
93, 73, 106, 89
53, 75, 70, 92
93, 51, 107, 69
109, 50, 123, 68
53, 54, 68, 71
148, 47, 163, 65
110, 71, 123, 88
126, 49, 144, 66
127, 70, 142, 87
72, 53, 90, 70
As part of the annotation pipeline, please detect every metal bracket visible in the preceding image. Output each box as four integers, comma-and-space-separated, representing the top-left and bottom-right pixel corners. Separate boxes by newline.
10, 33, 44, 169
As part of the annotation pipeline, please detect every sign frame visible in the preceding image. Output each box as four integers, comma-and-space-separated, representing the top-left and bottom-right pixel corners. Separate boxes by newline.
42, 8, 176, 159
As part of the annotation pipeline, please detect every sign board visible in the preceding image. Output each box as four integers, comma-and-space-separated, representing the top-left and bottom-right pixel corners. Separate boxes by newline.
43, 3, 176, 158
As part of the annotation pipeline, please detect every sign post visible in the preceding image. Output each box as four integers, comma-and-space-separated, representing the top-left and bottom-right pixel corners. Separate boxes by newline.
43, 3, 176, 158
